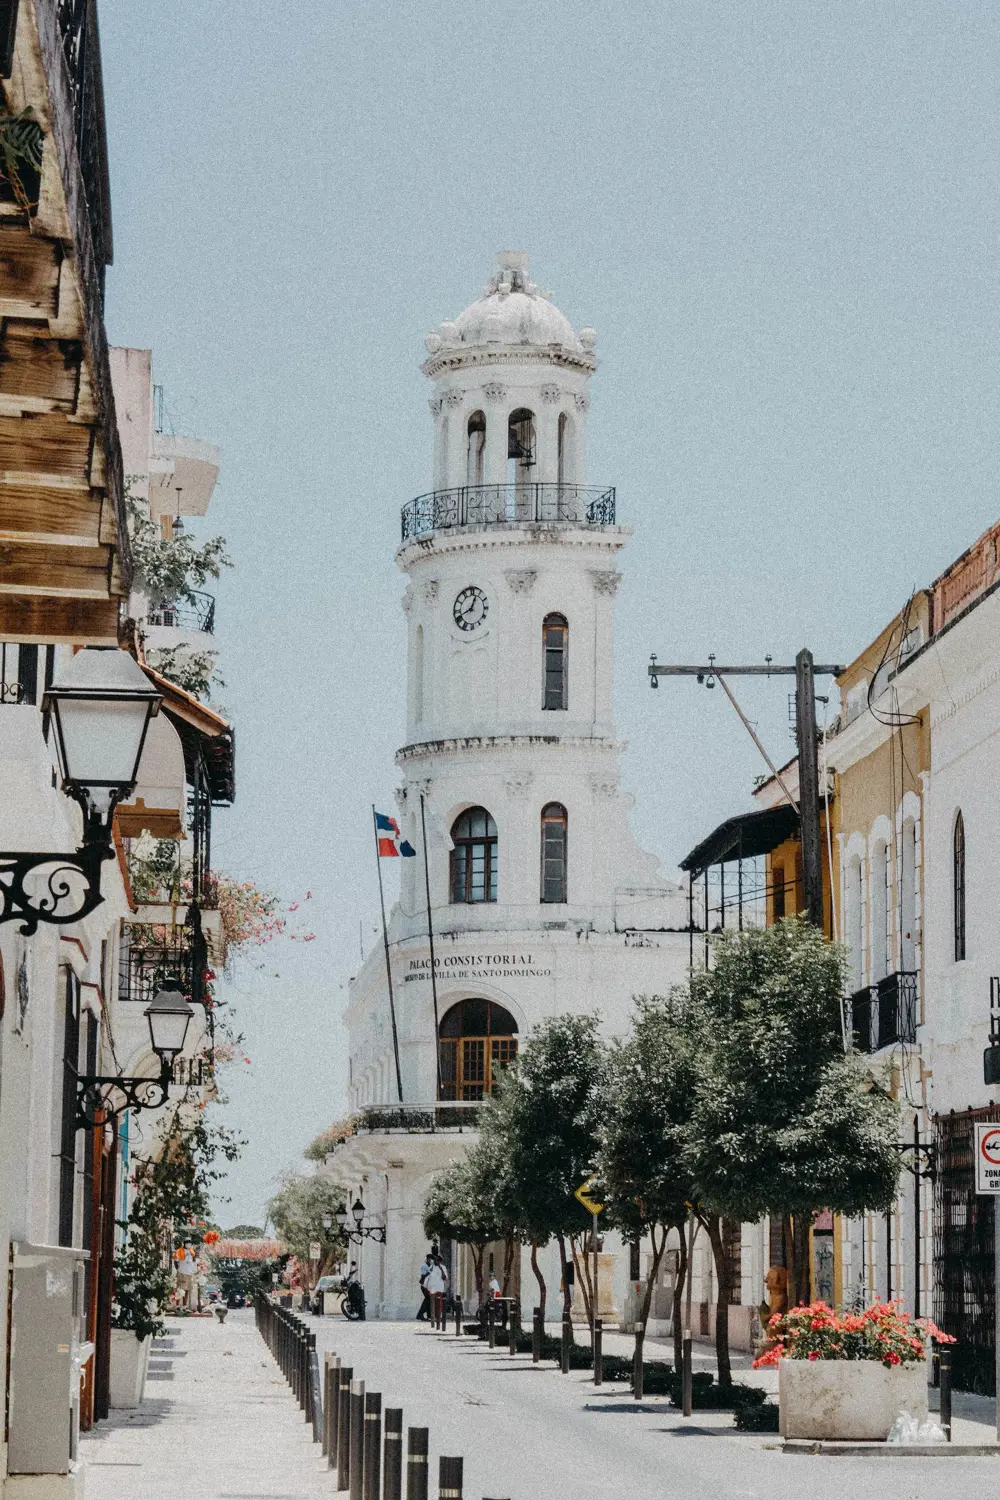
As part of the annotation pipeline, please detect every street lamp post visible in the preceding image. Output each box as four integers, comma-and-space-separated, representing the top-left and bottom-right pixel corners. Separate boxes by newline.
75, 983, 195, 1127
335, 1197, 386, 1246
1, 649, 161, 934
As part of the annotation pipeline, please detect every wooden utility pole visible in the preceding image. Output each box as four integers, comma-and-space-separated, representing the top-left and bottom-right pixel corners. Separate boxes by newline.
794, 648, 824, 929
648, 651, 842, 929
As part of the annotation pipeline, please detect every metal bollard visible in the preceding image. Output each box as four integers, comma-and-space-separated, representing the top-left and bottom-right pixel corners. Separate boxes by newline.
532, 1306, 542, 1364
349, 1381, 365, 1500
337, 1365, 353, 1491
406, 1427, 429, 1500
383, 1408, 403, 1500
487, 1300, 496, 1349
561, 1313, 571, 1374
439, 1455, 463, 1500
508, 1302, 517, 1355
309, 1334, 323, 1441
454, 1295, 463, 1337
326, 1354, 341, 1465
682, 1330, 693, 1417
593, 1318, 603, 1386
322, 1354, 333, 1457
363, 1391, 382, 1500
939, 1345, 952, 1442
633, 1333, 644, 1401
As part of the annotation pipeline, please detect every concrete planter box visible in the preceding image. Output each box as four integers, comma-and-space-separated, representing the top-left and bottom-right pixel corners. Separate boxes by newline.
109, 1330, 151, 1409
779, 1358, 928, 1441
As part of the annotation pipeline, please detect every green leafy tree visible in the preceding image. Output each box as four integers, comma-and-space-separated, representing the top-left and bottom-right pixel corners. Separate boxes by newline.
597, 995, 697, 1386
423, 1152, 508, 1305
127, 494, 231, 606
266, 1173, 347, 1284
486, 1014, 606, 1326
686, 919, 901, 1309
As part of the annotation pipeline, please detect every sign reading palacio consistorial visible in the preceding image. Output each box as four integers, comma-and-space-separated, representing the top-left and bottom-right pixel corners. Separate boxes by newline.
403, 951, 552, 982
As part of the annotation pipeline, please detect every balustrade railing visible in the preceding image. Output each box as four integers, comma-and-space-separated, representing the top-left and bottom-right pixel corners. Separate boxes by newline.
401, 483, 615, 541
357, 1102, 482, 1133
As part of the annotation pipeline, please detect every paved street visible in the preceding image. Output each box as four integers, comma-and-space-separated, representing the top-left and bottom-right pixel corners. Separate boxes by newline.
82, 1309, 1000, 1500
82, 1313, 334, 1500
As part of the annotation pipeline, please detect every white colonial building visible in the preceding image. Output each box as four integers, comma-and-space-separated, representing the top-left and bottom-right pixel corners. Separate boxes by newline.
326, 253, 691, 1321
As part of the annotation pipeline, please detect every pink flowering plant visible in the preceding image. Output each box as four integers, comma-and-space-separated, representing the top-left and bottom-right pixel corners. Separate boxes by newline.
754, 1300, 956, 1369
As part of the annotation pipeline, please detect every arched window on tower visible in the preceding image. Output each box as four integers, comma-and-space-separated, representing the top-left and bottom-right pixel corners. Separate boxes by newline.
557, 411, 568, 487
450, 807, 498, 903
540, 803, 568, 904
438, 998, 518, 1101
466, 410, 486, 487
542, 613, 568, 710
954, 811, 966, 961
508, 408, 536, 517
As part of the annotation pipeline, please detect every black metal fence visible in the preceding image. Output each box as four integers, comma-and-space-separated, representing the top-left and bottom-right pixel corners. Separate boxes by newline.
934, 1105, 1000, 1394
401, 483, 615, 540
254, 1298, 471, 1500
55, 0, 113, 287
146, 591, 216, 634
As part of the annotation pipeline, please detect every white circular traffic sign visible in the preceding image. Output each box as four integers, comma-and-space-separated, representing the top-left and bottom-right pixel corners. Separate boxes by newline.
980, 1127, 1000, 1166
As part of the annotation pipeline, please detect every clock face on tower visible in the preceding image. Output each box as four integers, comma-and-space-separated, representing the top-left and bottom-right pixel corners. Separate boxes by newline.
453, 586, 489, 632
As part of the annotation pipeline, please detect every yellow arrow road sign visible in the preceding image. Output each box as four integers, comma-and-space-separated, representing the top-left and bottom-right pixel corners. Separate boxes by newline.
574, 1175, 604, 1216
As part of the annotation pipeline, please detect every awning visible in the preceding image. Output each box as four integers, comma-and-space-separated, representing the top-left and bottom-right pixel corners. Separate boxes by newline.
679, 803, 800, 878
140, 665, 236, 804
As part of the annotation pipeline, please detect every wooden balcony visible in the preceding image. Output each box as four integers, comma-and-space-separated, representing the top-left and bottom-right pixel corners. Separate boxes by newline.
0, 0, 129, 643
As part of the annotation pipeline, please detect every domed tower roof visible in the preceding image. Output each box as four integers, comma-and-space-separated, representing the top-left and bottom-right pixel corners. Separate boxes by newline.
423, 252, 597, 373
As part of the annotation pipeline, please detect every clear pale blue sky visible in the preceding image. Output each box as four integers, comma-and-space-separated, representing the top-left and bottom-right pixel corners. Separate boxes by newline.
100, 0, 1000, 1225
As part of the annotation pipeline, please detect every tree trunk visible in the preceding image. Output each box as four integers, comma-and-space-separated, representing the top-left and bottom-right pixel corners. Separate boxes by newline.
672, 1223, 689, 1375
530, 1240, 546, 1326
704, 1214, 733, 1388
555, 1232, 574, 1340
634, 1224, 668, 1400
569, 1234, 593, 1332
792, 1215, 811, 1306
501, 1235, 516, 1297
472, 1244, 485, 1306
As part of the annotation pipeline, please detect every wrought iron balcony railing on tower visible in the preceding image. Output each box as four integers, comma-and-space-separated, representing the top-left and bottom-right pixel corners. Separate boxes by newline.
401, 483, 616, 541
850, 971, 918, 1053
145, 592, 216, 634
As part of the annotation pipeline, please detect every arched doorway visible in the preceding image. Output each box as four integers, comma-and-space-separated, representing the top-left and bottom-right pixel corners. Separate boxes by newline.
438, 998, 518, 1101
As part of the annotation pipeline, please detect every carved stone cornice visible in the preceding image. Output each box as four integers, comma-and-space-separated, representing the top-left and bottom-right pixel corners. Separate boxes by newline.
398, 526, 630, 567
397, 734, 624, 764
505, 569, 537, 595
422, 347, 597, 379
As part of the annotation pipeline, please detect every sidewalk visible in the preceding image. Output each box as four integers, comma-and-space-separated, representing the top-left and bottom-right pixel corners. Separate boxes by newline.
82, 1310, 336, 1500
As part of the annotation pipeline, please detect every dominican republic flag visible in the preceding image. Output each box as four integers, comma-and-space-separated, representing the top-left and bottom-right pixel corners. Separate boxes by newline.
375, 812, 416, 858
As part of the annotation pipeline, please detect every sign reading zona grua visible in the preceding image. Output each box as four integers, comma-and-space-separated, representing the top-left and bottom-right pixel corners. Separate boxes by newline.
975, 1124, 1000, 1194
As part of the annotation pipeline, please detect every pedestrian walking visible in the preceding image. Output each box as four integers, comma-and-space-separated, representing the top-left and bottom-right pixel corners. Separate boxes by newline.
424, 1254, 449, 1325
416, 1251, 433, 1321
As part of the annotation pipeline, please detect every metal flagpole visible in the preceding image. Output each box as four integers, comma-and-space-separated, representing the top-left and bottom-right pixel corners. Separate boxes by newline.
372, 805, 403, 1103
419, 794, 443, 1100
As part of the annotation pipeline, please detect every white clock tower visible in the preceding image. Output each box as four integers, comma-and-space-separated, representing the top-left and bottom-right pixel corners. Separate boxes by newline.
330, 254, 689, 1317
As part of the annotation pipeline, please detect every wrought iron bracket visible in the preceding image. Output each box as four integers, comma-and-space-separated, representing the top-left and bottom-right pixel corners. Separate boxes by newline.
75, 1064, 171, 1129
0, 842, 111, 936
890, 1139, 937, 1180
344, 1225, 387, 1245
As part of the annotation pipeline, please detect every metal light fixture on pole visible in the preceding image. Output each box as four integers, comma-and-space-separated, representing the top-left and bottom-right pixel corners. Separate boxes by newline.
1, 648, 161, 933
75, 982, 195, 1127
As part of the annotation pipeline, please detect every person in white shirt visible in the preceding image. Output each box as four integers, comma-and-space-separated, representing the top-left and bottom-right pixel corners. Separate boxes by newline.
423, 1255, 449, 1325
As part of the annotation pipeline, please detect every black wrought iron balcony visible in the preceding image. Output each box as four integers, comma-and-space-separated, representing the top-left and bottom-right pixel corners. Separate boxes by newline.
357, 1102, 482, 1133
0, 644, 39, 705
401, 483, 616, 541
850, 971, 918, 1053
118, 932, 194, 1005
145, 591, 216, 633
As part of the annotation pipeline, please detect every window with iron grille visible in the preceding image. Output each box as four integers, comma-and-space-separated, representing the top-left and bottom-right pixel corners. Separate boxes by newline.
450, 807, 498, 903
542, 613, 568, 710
954, 811, 966, 961
723, 1218, 742, 1304
438, 999, 518, 1101
540, 803, 568, 904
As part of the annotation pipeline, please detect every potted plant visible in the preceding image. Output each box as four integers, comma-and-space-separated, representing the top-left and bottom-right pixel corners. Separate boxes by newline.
110, 1228, 171, 1409
755, 1300, 954, 1441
